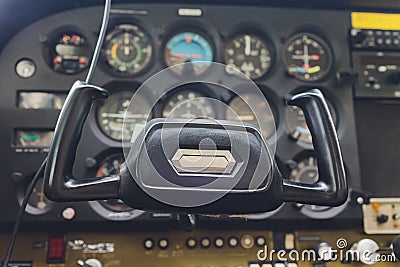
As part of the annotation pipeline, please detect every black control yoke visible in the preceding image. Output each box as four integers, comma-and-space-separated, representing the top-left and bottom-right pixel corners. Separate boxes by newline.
44, 80, 347, 214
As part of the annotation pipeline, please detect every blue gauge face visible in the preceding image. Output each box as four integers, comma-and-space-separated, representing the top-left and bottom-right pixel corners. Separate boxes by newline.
164, 32, 213, 75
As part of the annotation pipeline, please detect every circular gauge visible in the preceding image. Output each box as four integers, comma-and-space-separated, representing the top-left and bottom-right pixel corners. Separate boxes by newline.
289, 156, 319, 184
164, 31, 213, 75
51, 32, 91, 74
283, 33, 332, 81
89, 154, 145, 221
286, 102, 336, 146
224, 34, 272, 79
289, 156, 348, 218
226, 93, 275, 139
18, 177, 54, 215
97, 90, 151, 141
104, 24, 153, 75
162, 90, 215, 119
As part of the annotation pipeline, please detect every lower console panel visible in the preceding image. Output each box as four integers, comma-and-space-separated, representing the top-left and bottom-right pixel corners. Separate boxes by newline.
0, 229, 397, 267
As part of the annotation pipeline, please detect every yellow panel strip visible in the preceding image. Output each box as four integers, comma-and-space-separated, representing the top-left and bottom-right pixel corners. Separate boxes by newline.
352, 12, 400, 30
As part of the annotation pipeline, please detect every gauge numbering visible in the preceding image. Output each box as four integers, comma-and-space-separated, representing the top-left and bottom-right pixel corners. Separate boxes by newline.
224, 34, 272, 79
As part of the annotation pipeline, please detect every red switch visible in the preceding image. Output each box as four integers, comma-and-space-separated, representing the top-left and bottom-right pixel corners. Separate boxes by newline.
47, 234, 65, 264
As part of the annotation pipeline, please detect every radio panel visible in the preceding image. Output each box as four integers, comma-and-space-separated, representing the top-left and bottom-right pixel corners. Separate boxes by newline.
352, 51, 400, 98
351, 28, 400, 98
363, 198, 400, 234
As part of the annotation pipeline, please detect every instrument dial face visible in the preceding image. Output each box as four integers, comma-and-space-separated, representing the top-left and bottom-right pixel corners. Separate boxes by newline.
51, 32, 91, 74
20, 177, 54, 215
284, 33, 332, 81
289, 156, 348, 217
104, 24, 153, 75
97, 91, 151, 141
289, 157, 327, 212
164, 32, 213, 75
226, 93, 275, 139
96, 155, 133, 213
289, 156, 319, 184
224, 34, 272, 79
89, 154, 145, 221
162, 90, 215, 119
285, 102, 336, 146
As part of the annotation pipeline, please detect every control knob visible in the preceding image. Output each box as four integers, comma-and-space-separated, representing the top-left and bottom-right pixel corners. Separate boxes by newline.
77, 258, 103, 267
349, 238, 380, 265
377, 214, 389, 224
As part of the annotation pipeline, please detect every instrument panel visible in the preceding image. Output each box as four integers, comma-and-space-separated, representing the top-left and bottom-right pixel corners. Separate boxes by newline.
0, 3, 361, 228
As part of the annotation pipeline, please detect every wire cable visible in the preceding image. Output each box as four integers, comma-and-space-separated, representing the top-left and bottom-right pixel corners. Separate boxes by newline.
85, 0, 112, 84
2, 157, 47, 267
2, 1, 112, 266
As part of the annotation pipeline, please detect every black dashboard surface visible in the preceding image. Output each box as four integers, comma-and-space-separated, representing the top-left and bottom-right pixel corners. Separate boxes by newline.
0, 0, 398, 231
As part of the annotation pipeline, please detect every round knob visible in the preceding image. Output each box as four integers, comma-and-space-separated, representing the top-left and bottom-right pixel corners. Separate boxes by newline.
316, 242, 334, 261
354, 239, 380, 265
351, 29, 365, 44
84, 258, 103, 267
393, 235, 400, 261
377, 214, 389, 224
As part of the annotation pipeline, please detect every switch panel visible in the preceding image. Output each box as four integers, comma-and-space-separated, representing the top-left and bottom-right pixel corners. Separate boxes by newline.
363, 198, 400, 234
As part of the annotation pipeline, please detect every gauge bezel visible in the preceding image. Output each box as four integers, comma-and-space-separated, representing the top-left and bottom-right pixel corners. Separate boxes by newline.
43, 25, 93, 75
95, 82, 153, 142
223, 31, 275, 80
161, 26, 217, 77
285, 150, 350, 219
100, 20, 156, 77
88, 201, 145, 221
282, 32, 333, 82
87, 152, 145, 221
16, 175, 55, 215
246, 203, 284, 220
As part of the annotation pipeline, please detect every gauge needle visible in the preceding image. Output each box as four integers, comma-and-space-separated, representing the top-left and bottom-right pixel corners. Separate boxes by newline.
311, 54, 320, 60
38, 181, 47, 209
303, 42, 309, 69
20, 137, 26, 147
124, 46, 130, 56
40, 184, 44, 203
124, 33, 129, 45
245, 35, 251, 56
